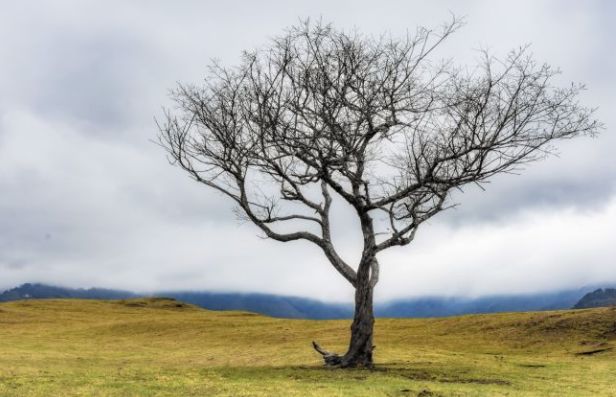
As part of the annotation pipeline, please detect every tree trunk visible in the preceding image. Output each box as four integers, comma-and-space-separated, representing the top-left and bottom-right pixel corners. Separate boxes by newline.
313, 258, 376, 368
341, 278, 374, 367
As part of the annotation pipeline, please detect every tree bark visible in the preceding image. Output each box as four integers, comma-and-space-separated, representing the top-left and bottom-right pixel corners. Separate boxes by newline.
341, 276, 374, 367
314, 257, 376, 368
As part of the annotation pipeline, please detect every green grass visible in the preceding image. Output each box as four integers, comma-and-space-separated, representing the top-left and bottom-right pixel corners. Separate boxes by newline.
1, 298, 615, 396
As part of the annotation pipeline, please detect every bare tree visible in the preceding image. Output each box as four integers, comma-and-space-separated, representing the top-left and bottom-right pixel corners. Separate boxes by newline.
158, 19, 600, 368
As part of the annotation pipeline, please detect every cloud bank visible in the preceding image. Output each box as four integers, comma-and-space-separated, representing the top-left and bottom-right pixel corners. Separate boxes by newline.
1, 0, 614, 301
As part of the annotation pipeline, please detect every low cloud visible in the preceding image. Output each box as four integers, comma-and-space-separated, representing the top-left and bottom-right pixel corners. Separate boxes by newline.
0, 0, 614, 301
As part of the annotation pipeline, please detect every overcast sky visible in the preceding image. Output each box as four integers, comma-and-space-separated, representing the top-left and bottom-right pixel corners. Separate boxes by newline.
1, 0, 614, 302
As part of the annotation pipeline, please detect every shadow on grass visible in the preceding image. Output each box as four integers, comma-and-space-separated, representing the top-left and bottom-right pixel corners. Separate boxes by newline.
208, 363, 512, 387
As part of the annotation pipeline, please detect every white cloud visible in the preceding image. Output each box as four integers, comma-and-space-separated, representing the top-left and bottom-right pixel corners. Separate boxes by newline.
0, 0, 614, 301
379, 197, 616, 301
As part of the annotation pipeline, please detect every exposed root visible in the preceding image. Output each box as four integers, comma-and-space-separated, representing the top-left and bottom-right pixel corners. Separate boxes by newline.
312, 341, 343, 366
312, 341, 376, 368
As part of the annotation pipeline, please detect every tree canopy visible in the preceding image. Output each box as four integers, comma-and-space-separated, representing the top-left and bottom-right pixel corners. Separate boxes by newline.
158, 19, 600, 367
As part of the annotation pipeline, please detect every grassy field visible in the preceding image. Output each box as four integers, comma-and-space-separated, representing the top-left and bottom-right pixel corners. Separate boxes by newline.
0, 298, 615, 396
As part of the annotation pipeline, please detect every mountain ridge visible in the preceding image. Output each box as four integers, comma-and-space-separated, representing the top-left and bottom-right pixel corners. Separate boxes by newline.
573, 288, 616, 309
1, 282, 612, 319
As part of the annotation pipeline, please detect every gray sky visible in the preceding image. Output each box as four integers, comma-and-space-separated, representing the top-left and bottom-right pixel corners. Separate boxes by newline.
1, 0, 614, 302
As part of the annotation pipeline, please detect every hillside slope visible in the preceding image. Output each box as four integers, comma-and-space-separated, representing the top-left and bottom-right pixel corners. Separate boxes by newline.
0, 299, 615, 396
574, 288, 616, 309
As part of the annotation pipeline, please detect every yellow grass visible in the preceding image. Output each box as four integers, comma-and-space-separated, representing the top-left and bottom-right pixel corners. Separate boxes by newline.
0, 298, 615, 396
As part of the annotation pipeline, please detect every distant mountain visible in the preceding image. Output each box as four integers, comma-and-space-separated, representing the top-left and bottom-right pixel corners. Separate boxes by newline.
573, 288, 616, 309
0, 283, 610, 319
377, 289, 589, 318
0, 283, 351, 319
164, 291, 352, 319
0, 283, 136, 302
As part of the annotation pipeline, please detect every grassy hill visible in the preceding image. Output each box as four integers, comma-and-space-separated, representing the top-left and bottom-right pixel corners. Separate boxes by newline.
0, 299, 615, 396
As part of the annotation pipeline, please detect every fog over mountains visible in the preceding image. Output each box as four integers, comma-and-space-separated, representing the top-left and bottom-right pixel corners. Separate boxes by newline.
1, 283, 612, 319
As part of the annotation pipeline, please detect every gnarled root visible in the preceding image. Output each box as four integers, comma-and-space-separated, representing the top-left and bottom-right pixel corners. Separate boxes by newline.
312, 341, 343, 366
312, 341, 376, 368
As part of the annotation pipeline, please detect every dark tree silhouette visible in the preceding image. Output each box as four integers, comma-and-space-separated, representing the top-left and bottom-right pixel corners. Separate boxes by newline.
158, 19, 600, 368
